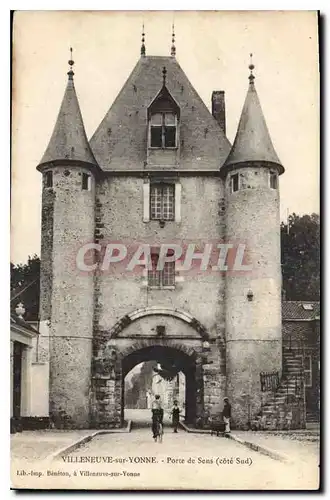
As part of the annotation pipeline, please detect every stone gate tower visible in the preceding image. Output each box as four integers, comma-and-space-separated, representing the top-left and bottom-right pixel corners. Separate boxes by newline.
222, 61, 284, 426
37, 43, 284, 429
37, 61, 99, 427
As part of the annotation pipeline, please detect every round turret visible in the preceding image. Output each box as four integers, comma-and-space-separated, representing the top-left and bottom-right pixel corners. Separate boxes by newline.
223, 60, 285, 428
37, 53, 99, 428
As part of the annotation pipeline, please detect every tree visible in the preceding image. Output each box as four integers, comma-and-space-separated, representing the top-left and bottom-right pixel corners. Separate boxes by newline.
10, 255, 40, 321
281, 213, 320, 301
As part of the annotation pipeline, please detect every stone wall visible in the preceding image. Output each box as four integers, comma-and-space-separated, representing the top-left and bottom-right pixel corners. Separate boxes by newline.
90, 173, 227, 425
94, 175, 226, 337
39, 179, 55, 322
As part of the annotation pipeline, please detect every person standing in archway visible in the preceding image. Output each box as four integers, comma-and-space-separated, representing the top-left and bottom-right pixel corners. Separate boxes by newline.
223, 397, 232, 433
151, 394, 163, 441
170, 400, 181, 433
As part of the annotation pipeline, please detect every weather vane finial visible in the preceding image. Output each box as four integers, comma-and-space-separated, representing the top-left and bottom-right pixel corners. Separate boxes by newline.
248, 53, 255, 85
171, 23, 176, 57
141, 22, 146, 56
68, 47, 74, 81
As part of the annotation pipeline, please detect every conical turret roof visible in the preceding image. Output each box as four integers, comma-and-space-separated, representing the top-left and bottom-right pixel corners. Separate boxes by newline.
37, 72, 98, 170
221, 70, 284, 176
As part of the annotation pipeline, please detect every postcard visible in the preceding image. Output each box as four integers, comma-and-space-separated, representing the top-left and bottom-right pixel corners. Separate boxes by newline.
10, 10, 320, 490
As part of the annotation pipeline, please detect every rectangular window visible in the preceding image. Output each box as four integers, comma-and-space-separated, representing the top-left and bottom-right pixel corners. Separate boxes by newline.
231, 173, 239, 193
163, 260, 175, 286
150, 184, 175, 221
150, 113, 163, 148
151, 127, 162, 148
270, 172, 278, 189
45, 171, 53, 188
82, 173, 91, 191
304, 355, 312, 387
164, 113, 176, 147
150, 112, 177, 148
148, 251, 175, 288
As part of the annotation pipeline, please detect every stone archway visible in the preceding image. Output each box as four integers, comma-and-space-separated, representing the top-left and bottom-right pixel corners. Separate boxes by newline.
91, 337, 205, 429
108, 306, 210, 341
120, 344, 201, 425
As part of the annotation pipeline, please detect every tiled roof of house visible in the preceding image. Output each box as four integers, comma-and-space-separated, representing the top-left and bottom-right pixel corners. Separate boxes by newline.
282, 301, 320, 321
90, 55, 231, 171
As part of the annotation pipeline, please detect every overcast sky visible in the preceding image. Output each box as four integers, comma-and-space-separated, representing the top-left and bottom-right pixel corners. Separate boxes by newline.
11, 10, 319, 264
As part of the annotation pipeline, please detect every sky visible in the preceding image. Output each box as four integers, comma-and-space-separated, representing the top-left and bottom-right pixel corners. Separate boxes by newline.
11, 10, 319, 265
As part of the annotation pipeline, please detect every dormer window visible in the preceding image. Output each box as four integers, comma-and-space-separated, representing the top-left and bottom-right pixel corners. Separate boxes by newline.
147, 71, 180, 152
150, 112, 177, 148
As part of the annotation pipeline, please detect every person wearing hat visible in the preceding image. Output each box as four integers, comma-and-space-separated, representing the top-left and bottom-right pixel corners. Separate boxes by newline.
222, 397, 231, 433
170, 400, 181, 433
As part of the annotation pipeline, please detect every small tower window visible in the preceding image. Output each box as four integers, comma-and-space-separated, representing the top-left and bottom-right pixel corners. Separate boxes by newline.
230, 173, 239, 193
82, 173, 91, 191
270, 172, 278, 189
150, 112, 177, 148
45, 171, 53, 188
150, 183, 175, 221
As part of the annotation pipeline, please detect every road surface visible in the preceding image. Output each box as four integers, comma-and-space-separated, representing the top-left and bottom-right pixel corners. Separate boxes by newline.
52, 410, 319, 490
11, 410, 319, 490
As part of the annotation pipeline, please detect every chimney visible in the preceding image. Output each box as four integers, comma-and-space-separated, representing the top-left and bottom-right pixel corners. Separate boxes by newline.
212, 91, 226, 135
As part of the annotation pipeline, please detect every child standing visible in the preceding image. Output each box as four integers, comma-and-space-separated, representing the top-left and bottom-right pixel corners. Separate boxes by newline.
151, 395, 163, 440
170, 400, 181, 433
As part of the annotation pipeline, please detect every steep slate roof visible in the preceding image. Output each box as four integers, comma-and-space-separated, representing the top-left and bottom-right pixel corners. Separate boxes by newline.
90, 56, 231, 171
37, 76, 98, 169
282, 301, 320, 321
222, 77, 284, 175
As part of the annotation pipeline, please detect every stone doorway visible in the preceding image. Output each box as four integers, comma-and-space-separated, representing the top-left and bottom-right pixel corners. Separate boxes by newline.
121, 346, 197, 426
92, 340, 204, 429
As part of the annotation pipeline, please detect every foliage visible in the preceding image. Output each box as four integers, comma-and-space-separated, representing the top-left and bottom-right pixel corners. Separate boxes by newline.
281, 213, 320, 301
10, 254, 40, 321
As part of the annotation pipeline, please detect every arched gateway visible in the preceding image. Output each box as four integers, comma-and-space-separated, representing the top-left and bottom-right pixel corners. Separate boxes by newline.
91, 308, 213, 428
